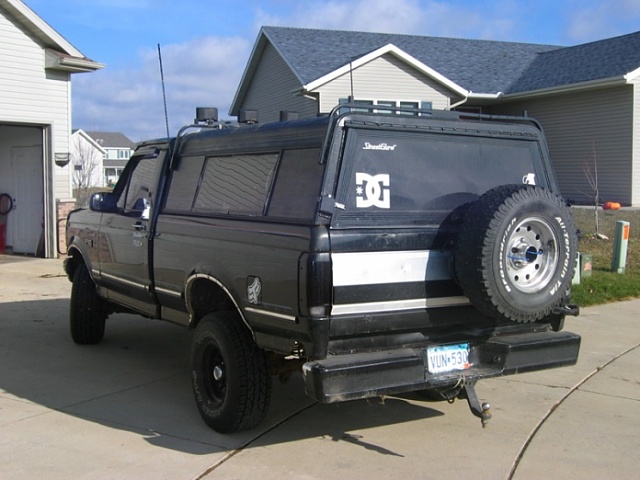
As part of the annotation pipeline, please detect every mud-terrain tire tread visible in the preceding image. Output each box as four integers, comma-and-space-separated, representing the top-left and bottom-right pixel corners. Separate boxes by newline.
70, 263, 107, 344
191, 311, 272, 433
454, 185, 577, 323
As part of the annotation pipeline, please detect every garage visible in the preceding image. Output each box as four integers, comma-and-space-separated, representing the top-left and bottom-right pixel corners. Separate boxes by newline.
0, 0, 103, 257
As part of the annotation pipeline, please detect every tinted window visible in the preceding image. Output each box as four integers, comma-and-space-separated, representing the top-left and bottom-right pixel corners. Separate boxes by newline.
194, 153, 279, 215
164, 155, 205, 212
333, 128, 542, 227
116, 157, 157, 212
267, 148, 323, 221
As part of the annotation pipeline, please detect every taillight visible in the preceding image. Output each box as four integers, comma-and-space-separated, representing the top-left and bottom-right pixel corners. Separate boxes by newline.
299, 253, 332, 317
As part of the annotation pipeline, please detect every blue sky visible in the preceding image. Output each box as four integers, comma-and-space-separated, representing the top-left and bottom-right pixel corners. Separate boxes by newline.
23, 0, 640, 141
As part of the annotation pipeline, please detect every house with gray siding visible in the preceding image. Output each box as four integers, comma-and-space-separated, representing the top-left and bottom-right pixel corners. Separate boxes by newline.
231, 27, 640, 206
84, 131, 136, 186
0, 0, 102, 257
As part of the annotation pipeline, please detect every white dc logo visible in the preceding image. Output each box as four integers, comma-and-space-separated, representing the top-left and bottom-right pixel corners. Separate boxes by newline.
356, 173, 390, 209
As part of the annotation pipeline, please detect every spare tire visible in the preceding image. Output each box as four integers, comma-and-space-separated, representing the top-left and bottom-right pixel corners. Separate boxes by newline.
454, 185, 577, 323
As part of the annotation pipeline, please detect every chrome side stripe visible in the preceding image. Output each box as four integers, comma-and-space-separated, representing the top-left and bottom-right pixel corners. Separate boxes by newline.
331, 296, 469, 316
100, 272, 150, 291
245, 307, 297, 322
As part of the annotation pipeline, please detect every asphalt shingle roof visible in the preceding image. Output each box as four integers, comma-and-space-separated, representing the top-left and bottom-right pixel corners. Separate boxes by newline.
261, 27, 640, 95
506, 30, 640, 93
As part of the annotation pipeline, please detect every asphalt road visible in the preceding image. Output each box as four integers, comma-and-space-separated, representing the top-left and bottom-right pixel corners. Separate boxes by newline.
1, 256, 638, 479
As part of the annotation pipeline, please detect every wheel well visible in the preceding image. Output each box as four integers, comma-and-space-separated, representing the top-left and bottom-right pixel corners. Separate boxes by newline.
65, 248, 84, 281
188, 277, 239, 328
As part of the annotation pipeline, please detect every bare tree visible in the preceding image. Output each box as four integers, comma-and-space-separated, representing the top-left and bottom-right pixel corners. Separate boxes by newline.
582, 141, 605, 239
71, 135, 102, 206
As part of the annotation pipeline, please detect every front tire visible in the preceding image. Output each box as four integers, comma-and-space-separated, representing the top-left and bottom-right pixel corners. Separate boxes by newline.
191, 312, 271, 433
70, 263, 107, 344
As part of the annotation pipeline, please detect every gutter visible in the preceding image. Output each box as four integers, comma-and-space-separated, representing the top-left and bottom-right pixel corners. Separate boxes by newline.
45, 49, 104, 73
502, 75, 630, 101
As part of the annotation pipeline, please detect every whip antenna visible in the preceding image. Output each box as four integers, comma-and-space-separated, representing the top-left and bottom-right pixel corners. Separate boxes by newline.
157, 44, 170, 138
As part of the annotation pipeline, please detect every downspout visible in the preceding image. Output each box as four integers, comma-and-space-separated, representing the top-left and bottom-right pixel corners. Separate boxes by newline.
449, 92, 504, 111
448, 95, 469, 110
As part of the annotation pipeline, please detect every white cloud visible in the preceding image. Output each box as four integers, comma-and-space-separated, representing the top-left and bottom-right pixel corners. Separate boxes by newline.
73, 36, 250, 141
254, 0, 520, 40
566, 0, 640, 42
70, 0, 640, 142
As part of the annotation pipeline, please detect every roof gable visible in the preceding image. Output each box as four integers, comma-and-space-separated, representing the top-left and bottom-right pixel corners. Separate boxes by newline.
71, 129, 106, 154
0, 0, 103, 71
84, 131, 135, 149
261, 26, 560, 94
233, 27, 640, 115
303, 43, 468, 96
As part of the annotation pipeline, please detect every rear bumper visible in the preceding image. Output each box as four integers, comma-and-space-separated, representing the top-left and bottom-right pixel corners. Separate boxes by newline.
302, 330, 580, 403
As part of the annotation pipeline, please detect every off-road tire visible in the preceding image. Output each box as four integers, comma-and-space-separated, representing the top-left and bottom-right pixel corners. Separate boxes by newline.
191, 311, 272, 433
70, 263, 107, 344
454, 185, 577, 323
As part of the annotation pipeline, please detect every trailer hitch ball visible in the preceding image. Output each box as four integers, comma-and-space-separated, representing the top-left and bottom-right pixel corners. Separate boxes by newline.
461, 382, 492, 428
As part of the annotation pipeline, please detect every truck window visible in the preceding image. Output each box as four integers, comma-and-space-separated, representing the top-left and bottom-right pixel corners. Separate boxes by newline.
164, 155, 205, 212
193, 153, 278, 215
333, 128, 542, 227
267, 148, 323, 221
116, 157, 157, 213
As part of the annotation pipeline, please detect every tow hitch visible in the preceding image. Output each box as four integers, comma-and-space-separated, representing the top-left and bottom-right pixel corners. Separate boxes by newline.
460, 381, 492, 428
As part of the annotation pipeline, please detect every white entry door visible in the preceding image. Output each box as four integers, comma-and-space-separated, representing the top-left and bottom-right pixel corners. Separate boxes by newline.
11, 146, 43, 254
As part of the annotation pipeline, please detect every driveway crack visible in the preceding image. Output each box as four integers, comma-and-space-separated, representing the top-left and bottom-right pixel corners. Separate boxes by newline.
507, 342, 640, 480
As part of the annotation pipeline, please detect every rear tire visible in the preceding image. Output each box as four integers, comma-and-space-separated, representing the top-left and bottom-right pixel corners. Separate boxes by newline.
191, 311, 271, 433
454, 185, 577, 323
70, 263, 107, 344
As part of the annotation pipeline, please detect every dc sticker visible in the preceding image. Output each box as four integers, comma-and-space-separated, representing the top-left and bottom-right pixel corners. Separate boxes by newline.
356, 173, 390, 209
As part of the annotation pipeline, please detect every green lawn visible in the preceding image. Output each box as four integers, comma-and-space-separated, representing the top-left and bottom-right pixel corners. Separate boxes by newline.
570, 207, 640, 306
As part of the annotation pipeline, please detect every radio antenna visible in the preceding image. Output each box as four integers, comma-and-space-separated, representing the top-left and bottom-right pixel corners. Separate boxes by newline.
157, 44, 170, 138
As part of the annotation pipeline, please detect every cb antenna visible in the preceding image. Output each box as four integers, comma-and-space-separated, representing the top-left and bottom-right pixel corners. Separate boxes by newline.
157, 43, 170, 138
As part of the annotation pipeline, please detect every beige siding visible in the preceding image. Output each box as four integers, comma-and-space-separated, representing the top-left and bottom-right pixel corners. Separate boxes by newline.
633, 80, 640, 206
240, 43, 317, 123
489, 86, 634, 206
0, 10, 72, 200
315, 54, 457, 112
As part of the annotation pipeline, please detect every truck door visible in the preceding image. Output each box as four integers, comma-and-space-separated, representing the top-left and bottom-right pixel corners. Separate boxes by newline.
97, 148, 163, 316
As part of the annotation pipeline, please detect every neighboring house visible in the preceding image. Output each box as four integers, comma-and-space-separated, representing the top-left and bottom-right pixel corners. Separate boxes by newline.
70, 129, 106, 190
84, 131, 135, 186
0, 0, 102, 257
231, 27, 640, 206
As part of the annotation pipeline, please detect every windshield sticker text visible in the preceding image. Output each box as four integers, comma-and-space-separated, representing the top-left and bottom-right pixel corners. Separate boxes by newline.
362, 142, 397, 151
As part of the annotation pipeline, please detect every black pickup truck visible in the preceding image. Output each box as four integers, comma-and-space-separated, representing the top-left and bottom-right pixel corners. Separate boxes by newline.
65, 105, 580, 433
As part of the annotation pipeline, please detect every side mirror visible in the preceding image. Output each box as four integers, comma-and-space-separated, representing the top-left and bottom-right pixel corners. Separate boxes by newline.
89, 192, 118, 213
132, 197, 151, 220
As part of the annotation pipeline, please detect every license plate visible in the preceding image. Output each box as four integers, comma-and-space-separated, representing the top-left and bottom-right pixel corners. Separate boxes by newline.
426, 343, 470, 374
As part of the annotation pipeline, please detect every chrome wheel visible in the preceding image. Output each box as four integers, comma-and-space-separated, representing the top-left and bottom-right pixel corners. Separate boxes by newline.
505, 216, 559, 293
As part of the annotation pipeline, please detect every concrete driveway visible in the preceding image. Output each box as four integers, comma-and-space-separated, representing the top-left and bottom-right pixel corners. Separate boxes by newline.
1, 257, 638, 479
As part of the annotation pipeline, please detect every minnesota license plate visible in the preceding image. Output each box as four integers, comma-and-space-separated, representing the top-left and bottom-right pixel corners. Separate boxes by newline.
426, 343, 470, 374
